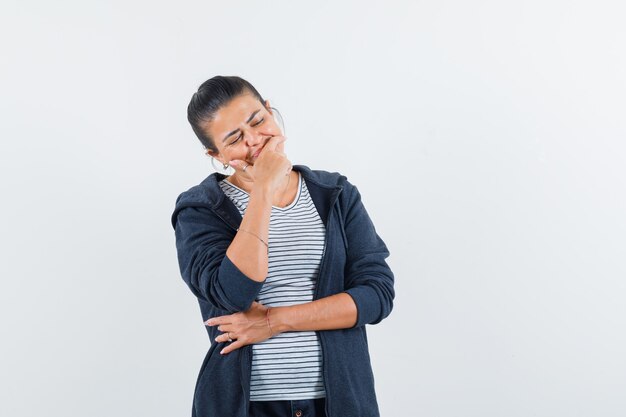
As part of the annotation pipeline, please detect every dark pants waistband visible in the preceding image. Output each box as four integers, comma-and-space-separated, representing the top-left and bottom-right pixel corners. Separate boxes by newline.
249, 397, 326, 417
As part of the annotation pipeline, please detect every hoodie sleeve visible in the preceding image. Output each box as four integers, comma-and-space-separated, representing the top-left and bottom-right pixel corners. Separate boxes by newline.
341, 182, 395, 327
172, 204, 264, 313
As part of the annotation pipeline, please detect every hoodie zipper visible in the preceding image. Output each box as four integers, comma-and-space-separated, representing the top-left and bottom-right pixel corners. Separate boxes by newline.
313, 186, 342, 417
315, 229, 331, 417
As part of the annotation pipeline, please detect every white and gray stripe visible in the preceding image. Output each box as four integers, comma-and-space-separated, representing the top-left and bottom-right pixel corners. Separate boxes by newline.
219, 173, 327, 401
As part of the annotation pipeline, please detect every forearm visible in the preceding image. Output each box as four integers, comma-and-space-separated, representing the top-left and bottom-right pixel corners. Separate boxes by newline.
225, 183, 273, 282
270, 293, 358, 333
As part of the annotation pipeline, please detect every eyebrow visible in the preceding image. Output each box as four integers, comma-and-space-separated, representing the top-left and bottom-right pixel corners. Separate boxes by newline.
222, 109, 262, 143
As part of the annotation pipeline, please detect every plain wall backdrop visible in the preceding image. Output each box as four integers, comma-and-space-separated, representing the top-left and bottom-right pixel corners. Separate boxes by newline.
1, 1, 625, 416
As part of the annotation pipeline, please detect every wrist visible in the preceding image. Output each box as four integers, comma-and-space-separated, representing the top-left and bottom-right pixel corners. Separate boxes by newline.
267, 306, 292, 334
250, 181, 276, 201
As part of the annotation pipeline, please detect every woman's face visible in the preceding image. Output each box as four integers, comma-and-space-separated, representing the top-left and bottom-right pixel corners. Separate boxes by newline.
203, 93, 283, 167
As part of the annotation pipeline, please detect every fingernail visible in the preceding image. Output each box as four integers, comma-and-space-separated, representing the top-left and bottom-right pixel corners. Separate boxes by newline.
205, 320, 213, 325
220, 349, 225, 354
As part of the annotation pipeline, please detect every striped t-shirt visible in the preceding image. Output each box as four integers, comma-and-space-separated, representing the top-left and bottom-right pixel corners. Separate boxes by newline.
218, 172, 327, 401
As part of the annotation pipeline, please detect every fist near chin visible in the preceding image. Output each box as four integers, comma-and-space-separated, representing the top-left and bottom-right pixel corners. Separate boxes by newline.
230, 135, 290, 186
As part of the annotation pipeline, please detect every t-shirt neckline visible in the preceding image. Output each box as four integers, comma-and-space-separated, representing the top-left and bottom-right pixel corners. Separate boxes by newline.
222, 172, 302, 210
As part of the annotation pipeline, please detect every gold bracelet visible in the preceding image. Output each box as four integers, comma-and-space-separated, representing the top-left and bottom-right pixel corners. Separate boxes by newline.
237, 228, 269, 251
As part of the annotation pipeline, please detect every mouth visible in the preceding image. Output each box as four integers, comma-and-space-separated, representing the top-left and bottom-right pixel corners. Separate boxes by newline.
249, 137, 272, 160
249, 150, 261, 163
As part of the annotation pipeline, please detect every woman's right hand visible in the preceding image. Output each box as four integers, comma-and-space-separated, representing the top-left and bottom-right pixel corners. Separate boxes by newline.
229, 135, 292, 192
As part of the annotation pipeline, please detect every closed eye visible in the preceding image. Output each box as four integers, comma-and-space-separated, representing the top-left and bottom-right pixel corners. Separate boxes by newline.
228, 118, 265, 146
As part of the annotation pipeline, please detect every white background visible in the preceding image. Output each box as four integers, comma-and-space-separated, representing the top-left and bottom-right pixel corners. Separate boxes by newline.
1, 1, 625, 416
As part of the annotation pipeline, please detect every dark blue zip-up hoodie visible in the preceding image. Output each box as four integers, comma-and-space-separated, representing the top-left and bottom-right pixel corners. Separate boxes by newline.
171, 165, 395, 417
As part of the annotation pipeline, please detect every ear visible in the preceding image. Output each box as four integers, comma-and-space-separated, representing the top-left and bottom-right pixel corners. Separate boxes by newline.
264, 99, 273, 115
206, 149, 223, 163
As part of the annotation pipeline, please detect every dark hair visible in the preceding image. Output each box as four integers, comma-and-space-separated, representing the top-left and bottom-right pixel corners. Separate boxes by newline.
187, 75, 273, 153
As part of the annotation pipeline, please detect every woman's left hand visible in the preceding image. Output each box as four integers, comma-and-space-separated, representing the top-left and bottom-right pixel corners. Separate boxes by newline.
204, 301, 274, 355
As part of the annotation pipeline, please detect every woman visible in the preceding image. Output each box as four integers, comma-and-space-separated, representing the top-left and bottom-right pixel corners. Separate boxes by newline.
171, 75, 395, 417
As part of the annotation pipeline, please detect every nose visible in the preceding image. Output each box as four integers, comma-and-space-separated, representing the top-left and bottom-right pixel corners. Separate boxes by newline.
243, 130, 263, 147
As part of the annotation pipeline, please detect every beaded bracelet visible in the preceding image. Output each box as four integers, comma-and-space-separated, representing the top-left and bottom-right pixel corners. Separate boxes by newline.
266, 307, 274, 336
